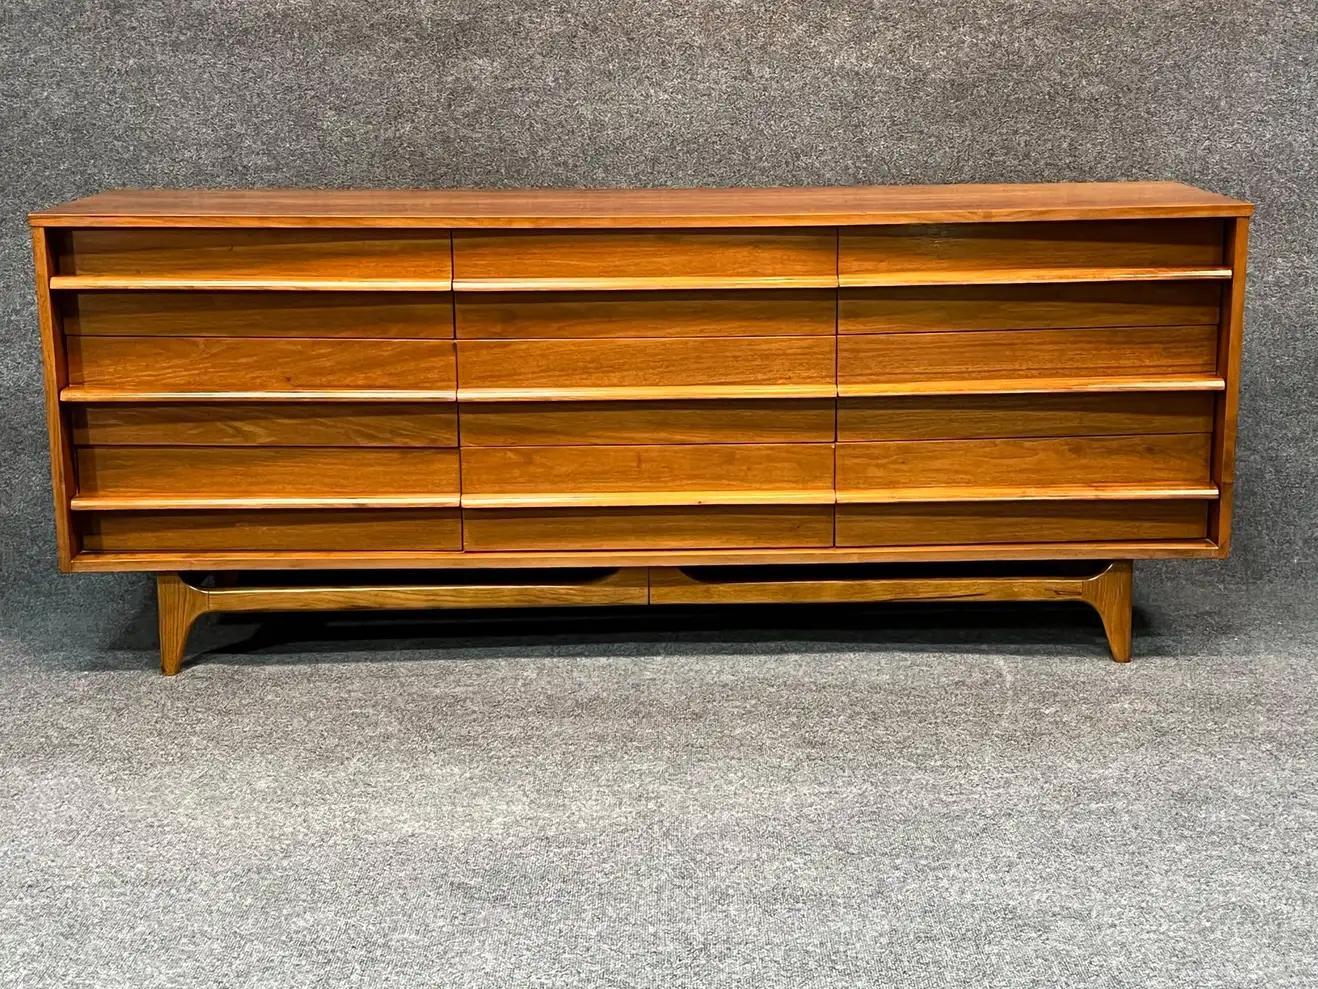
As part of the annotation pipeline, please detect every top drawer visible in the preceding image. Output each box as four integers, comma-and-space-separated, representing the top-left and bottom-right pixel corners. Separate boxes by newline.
54, 229, 453, 282
452, 229, 836, 290
840, 220, 1227, 285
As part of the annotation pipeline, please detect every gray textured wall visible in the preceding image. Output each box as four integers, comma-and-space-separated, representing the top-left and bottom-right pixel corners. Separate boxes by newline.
2, 1, 1315, 644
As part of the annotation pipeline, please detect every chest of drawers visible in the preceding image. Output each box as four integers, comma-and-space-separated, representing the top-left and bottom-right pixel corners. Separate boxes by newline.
29, 182, 1251, 673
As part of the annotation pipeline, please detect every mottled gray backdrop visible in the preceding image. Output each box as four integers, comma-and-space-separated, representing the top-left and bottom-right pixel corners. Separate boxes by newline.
2, 1, 1315, 643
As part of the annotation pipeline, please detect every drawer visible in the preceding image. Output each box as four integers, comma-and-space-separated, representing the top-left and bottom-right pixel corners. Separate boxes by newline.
461, 400, 835, 446
457, 337, 836, 398
836, 501, 1209, 547
75, 447, 460, 503
56, 229, 453, 280
455, 290, 834, 338
838, 393, 1214, 442
840, 220, 1226, 283
460, 444, 835, 506
60, 291, 453, 338
66, 336, 457, 393
463, 505, 834, 551
838, 325, 1218, 386
839, 282, 1221, 333
452, 229, 836, 288
80, 509, 462, 552
836, 434, 1212, 493
70, 403, 457, 447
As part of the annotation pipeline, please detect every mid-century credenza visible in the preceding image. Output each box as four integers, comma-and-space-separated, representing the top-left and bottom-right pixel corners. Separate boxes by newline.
28, 182, 1251, 673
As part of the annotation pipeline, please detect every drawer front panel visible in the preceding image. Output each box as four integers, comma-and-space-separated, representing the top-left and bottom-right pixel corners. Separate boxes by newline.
58, 229, 453, 279
456, 290, 835, 339
457, 337, 836, 395
461, 400, 835, 446
837, 501, 1209, 547
453, 229, 836, 284
71, 403, 458, 447
76, 447, 460, 500
61, 291, 454, 338
838, 325, 1218, 385
837, 434, 1212, 492
461, 444, 835, 502
67, 336, 457, 393
839, 393, 1214, 442
463, 506, 834, 551
840, 220, 1225, 280
81, 509, 462, 552
840, 282, 1221, 333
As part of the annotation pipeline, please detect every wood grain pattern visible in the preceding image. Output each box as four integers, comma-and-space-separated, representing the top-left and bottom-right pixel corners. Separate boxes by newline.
70, 541, 1221, 572
31, 227, 79, 568
71, 403, 458, 447
452, 229, 835, 288
30, 183, 1253, 229
67, 336, 457, 393
462, 505, 834, 551
83, 509, 462, 552
836, 434, 1212, 494
836, 500, 1208, 547
839, 281, 1220, 333
838, 325, 1218, 385
460, 444, 835, 505
456, 290, 835, 338
840, 220, 1226, 284
76, 446, 460, 502
57, 228, 453, 279
456, 337, 835, 397
460, 400, 835, 446
60, 291, 453, 338
838, 393, 1214, 442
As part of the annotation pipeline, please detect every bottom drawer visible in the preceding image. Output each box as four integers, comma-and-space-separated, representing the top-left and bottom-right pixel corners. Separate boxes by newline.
463, 505, 834, 551
80, 509, 462, 552
837, 500, 1209, 547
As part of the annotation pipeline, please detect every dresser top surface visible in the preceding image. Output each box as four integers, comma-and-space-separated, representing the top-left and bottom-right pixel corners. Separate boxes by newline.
31, 181, 1251, 228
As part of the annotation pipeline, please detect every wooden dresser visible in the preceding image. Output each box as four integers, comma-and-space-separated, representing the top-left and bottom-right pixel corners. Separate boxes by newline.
28, 183, 1251, 672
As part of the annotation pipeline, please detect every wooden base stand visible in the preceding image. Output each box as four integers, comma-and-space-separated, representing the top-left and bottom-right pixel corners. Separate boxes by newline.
156, 561, 1133, 675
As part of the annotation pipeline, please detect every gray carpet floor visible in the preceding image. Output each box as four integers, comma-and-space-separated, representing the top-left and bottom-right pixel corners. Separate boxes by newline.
1, 579, 1315, 988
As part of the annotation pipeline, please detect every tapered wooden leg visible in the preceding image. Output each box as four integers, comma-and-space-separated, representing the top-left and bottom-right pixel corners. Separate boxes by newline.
157, 574, 208, 676
1081, 561, 1133, 663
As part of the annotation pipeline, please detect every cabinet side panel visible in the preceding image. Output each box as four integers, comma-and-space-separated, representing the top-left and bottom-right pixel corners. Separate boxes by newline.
32, 227, 78, 568
1209, 218, 1249, 553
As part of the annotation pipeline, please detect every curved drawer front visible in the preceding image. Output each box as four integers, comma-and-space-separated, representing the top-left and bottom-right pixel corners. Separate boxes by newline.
81, 509, 462, 552
66, 336, 457, 394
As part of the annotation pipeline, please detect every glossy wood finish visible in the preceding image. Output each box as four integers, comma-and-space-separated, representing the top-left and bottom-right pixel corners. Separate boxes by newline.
76, 446, 461, 503
838, 393, 1214, 441
836, 501, 1208, 547
32, 183, 1251, 228
71, 402, 458, 447
840, 220, 1227, 286
57, 228, 453, 279
460, 444, 835, 506
61, 290, 454, 338
84, 509, 462, 552
26, 183, 1251, 670
457, 337, 835, 399
67, 336, 457, 394
456, 290, 835, 338
839, 281, 1221, 333
838, 325, 1218, 386
461, 400, 835, 446
836, 434, 1212, 494
463, 505, 835, 551
453, 229, 836, 290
